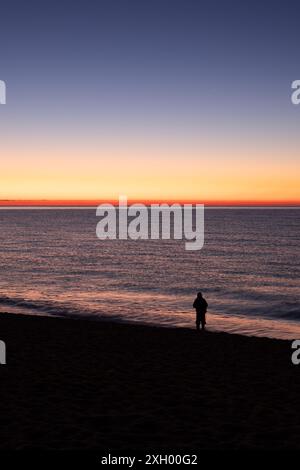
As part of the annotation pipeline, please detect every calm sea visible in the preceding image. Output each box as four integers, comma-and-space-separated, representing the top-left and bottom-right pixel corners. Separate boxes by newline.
0, 208, 299, 339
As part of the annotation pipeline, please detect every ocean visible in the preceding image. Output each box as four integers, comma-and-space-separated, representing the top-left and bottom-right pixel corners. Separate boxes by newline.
0, 207, 299, 339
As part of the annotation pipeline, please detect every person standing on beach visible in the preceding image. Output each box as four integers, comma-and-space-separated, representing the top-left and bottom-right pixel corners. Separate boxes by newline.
193, 292, 208, 331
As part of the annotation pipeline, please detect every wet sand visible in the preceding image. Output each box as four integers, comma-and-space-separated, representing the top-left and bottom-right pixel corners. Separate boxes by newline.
0, 313, 299, 450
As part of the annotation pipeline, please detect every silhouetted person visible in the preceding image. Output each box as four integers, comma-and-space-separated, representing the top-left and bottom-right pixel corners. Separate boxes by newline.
193, 292, 208, 331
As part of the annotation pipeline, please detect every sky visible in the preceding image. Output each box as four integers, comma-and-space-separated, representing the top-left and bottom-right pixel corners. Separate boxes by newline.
0, 0, 299, 203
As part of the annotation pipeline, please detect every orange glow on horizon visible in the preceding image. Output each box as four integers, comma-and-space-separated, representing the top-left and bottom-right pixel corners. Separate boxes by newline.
0, 199, 299, 207
1, 138, 299, 204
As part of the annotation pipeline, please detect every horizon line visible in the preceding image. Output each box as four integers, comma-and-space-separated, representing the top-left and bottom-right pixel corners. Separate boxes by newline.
0, 199, 300, 207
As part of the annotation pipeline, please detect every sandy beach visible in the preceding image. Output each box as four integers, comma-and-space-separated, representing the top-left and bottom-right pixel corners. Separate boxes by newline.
0, 312, 299, 451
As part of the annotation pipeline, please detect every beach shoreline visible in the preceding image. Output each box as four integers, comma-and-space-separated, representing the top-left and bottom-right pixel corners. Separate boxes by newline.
0, 312, 299, 450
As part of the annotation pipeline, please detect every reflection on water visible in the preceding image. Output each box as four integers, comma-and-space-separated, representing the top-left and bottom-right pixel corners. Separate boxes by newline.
0, 208, 299, 340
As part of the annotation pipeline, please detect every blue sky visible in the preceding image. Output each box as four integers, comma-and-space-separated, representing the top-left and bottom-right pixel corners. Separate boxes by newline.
0, 0, 299, 201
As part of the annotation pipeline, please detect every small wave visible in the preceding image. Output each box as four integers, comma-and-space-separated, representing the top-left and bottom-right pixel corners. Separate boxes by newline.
0, 295, 124, 323
276, 309, 300, 321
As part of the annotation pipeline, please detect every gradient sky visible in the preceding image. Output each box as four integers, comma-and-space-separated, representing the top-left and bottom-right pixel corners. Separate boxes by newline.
0, 0, 299, 202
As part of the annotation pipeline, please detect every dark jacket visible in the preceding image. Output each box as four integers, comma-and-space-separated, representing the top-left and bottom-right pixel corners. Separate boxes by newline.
193, 297, 208, 313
